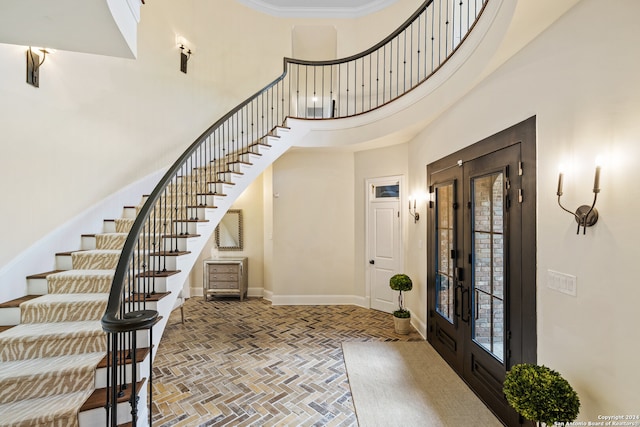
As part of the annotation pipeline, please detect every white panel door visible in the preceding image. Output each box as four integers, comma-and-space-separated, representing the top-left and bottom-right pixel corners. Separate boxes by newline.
367, 178, 402, 313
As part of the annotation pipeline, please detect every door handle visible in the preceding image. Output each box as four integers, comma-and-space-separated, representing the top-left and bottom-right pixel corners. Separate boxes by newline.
369, 260, 375, 264
455, 283, 462, 318
461, 287, 470, 324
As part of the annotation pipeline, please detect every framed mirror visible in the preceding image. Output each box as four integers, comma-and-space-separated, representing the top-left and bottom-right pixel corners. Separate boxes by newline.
215, 209, 243, 250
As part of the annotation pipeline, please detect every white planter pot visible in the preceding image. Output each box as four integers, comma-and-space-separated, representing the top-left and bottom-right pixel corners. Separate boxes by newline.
393, 316, 411, 334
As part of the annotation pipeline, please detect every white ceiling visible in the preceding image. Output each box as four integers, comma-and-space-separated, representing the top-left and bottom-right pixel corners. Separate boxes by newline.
235, 0, 398, 18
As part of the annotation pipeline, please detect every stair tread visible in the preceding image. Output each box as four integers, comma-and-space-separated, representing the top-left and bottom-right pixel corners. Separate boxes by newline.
55, 250, 85, 256
149, 250, 191, 256
136, 270, 181, 278
80, 380, 145, 411
96, 347, 151, 369
0, 320, 103, 341
125, 292, 170, 303
238, 149, 263, 156
49, 269, 115, 278
0, 352, 104, 382
250, 141, 272, 147
217, 170, 243, 175
75, 249, 121, 254
187, 204, 217, 209
0, 295, 40, 309
162, 233, 202, 238
0, 390, 92, 424
23, 293, 109, 304
197, 192, 227, 197
26, 270, 65, 280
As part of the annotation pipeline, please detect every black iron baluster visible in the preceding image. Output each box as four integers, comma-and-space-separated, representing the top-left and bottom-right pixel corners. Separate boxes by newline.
330, 64, 334, 117
130, 331, 138, 426
361, 57, 365, 115
148, 325, 154, 426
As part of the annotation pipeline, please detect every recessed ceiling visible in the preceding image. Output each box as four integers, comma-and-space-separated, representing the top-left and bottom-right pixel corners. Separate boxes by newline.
235, 0, 398, 18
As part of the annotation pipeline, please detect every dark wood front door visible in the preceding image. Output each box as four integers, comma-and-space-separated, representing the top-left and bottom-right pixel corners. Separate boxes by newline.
427, 118, 537, 426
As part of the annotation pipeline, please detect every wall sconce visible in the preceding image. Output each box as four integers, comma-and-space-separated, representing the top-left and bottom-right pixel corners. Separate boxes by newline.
179, 44, 192, 74
556, 164, 601, 234
26, 47, 50, 87
408, 197, 420, 223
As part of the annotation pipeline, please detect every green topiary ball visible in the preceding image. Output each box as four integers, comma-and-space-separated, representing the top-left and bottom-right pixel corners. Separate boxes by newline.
503, 364, 580, 426
389, 274, 413, 291
393, 309, 411, 318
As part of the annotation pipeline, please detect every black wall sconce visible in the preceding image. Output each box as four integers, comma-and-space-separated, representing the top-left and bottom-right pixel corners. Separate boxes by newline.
556, 165, 601, 234
179, 44, 192, 74
26, 47, 50, 87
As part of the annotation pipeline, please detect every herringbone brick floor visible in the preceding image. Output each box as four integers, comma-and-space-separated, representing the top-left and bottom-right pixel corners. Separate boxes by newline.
152, 297, 423, 427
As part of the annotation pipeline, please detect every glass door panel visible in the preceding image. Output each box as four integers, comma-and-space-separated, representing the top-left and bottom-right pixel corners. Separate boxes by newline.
435, 183, 455, 323
471, 173, 505, 362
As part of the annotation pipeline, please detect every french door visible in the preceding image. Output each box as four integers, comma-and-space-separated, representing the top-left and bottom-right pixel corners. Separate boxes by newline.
427, 118, 537, 426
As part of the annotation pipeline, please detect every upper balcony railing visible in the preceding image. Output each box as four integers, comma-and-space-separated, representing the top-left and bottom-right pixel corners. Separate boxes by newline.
287, 0, 487, 120
101, 0, 488, 425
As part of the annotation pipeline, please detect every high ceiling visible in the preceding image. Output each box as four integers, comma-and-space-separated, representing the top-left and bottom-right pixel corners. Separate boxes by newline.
235, 0, 398, 18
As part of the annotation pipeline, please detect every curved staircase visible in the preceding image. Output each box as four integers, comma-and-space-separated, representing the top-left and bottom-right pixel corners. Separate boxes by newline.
0, 126, 296, 426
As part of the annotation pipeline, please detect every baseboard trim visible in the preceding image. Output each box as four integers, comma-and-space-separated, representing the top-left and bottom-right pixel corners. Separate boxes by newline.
270, 294, 367, 307
247, 287, 264, 298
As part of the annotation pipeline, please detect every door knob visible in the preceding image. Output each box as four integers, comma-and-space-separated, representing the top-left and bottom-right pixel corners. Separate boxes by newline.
369, 260, 375, 264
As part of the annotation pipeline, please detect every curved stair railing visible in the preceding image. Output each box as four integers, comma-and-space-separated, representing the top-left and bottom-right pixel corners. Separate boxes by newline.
100, 0, 488, 425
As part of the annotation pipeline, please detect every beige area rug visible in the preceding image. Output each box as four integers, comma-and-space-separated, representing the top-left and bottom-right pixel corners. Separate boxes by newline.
343, 341, 504, 427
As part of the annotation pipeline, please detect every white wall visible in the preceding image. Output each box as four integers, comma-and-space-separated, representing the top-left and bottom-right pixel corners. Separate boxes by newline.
270, 149, 356, 304
406, 0, 640, 419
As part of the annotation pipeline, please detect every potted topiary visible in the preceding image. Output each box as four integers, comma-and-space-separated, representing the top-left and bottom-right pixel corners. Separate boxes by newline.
389, 273, 412, 334
503, 363, 580, 427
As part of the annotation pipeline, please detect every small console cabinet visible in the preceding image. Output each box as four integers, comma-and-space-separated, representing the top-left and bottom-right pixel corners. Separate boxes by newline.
203, 258, 248, 301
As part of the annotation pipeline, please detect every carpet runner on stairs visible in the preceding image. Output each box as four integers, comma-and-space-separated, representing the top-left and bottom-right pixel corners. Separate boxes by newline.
0, 203, 143, 426
47, 270, 114, 294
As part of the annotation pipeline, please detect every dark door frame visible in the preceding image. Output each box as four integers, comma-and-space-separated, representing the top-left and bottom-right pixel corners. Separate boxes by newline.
426, 116, 537, 426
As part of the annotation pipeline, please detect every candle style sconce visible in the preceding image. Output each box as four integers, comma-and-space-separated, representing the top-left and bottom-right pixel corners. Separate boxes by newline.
26, 47, 50, 88
179, 44, 192, 74
176, 36, 193, 74
408, 198, 420, 223
556, 165, 601, 234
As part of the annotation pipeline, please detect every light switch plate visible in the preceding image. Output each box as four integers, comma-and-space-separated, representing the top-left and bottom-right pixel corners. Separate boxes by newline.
547, 270, 577, 296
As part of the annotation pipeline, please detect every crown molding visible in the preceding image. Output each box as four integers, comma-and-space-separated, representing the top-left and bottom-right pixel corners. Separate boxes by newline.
235, 0, 397, 18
